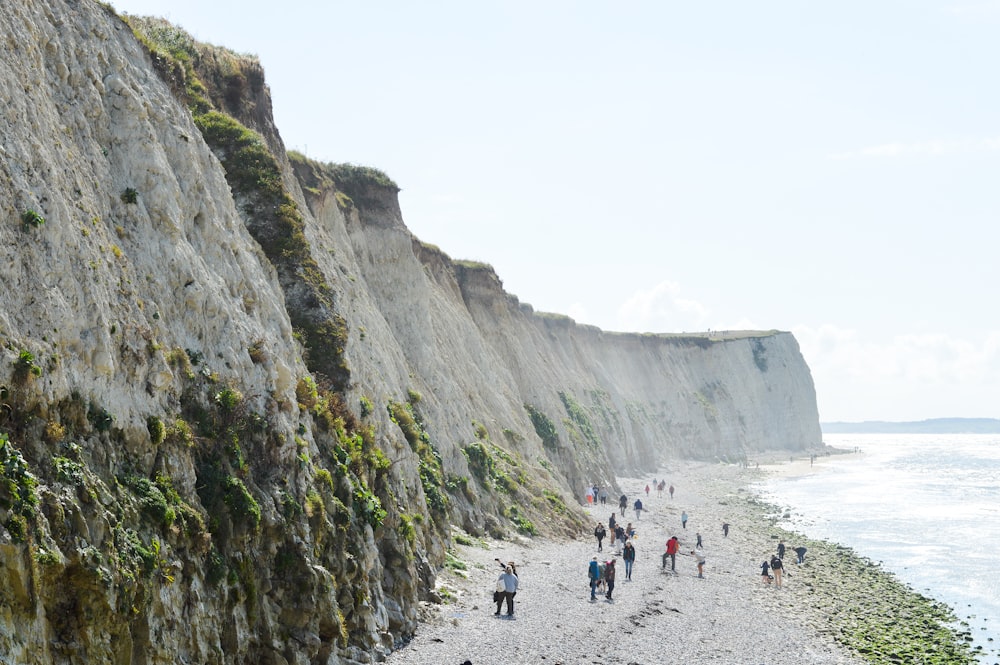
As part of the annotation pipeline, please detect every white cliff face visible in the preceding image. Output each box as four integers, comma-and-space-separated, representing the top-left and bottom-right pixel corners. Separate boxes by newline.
300, 174, 821, 506
1, 0, 299, 428
0, 1, 821, 663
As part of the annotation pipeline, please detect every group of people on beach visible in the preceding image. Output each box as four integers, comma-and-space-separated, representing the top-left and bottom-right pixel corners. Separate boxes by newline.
760, 541, 807, 587
493, 478, 812, 619
584, 482, 711, 604
585, 484, 609, 505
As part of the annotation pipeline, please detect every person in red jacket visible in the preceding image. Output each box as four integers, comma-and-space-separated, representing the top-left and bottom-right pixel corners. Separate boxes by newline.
662, 536, 680, 572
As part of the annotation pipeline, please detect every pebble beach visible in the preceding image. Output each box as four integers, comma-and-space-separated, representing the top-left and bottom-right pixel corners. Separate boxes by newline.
385, 459, 979, 665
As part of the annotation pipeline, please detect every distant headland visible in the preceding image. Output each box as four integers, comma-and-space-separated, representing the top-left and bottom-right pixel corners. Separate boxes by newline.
822, 417, 1000, 434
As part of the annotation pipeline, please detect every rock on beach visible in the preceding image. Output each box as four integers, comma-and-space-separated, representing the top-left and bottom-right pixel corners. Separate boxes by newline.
385, 462, 867, 665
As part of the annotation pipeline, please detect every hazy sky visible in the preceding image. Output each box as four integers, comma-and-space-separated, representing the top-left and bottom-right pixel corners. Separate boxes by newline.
108, 0, 999, 422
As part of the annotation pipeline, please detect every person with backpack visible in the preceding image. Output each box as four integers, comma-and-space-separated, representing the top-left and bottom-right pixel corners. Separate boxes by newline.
495, 565, 518, 616
770, 554, 783, 588
594, 522, 606, 552
588, 556, 601, 601
603, 559, 616, 599
618, 494, 628, 517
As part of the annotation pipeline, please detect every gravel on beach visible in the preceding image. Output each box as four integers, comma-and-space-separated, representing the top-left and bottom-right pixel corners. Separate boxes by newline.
385, 461, 867, 665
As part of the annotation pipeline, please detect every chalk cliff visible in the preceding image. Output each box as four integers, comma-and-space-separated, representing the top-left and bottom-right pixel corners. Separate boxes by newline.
0, 1, 821, 662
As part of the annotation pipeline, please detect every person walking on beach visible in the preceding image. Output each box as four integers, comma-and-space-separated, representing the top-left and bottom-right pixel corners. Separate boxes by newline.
657, 480, 665, 497
608, 514, 617, 545
681, 511, 688, 529
777, 541, 785, 560
645, 484, 650, 497
793, 546, 807, 564
634, 498, 643, 520
663, 536, 679, 571
760, 558, 771, 584
594, 523, 606, 551
770, 554, 783, 588
495, 565, 518, 616
622, 540, 636, 580
696, 532, 703, 549
669, 484, 675, 499
690, 550, 705, 578
588, 556, 601, 600
722, 522, 730, 537
599, 488, 608, 505
619, 494, 628, 517
603, 559, 616, 599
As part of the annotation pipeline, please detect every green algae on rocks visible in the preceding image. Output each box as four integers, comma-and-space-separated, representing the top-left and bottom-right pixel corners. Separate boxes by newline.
746, 495, 978, 664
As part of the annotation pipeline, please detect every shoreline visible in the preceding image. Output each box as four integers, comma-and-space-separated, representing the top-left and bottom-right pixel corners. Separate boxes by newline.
385, 461, 977, 664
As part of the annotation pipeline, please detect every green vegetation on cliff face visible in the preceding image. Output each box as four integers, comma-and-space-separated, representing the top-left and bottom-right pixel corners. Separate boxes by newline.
288, 153, 398, 212
128, 16, 350, 392
0, 4, 827, 662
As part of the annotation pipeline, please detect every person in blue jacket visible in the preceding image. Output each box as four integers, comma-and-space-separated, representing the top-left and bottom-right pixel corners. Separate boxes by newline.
588, 556, 601, 600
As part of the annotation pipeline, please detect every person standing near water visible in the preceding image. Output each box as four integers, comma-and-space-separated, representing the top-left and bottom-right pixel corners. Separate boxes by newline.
770, 555, 783, 588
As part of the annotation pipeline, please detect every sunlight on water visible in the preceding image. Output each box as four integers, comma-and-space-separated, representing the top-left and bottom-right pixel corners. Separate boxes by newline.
756, 434, 1000, 663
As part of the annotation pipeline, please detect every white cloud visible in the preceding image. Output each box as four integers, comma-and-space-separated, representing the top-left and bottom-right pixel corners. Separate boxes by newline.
830, 138, 1000, 160
614, 281, 711, 333
793, 324, 1000, 422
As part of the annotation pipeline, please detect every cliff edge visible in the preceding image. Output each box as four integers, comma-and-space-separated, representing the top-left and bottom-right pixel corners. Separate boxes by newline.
0, 2, 820, 663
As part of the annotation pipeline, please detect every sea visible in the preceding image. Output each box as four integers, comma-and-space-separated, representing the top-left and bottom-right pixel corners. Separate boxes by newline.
755, 433, 1000, 664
